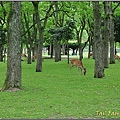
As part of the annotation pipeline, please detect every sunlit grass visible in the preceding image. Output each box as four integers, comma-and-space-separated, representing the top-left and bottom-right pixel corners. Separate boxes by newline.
0, 58, 120, 119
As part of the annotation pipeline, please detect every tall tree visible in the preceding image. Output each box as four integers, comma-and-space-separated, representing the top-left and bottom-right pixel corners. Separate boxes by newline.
1, 2, 21, 91
103, 1, 110, 68
93, 1, 105, 78
23, 12, 32, 64
32, 1, 55, 72
109, 2, 120, 64
109, 2, 115, 64
69, 2, 93, 60
54, 1, 61, 62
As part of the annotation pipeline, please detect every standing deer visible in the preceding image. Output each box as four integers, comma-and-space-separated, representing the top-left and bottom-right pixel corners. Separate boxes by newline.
70, 58, 86, 75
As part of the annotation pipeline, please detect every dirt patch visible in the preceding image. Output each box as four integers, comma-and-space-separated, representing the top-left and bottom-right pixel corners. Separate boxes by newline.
6, 87, 21, 92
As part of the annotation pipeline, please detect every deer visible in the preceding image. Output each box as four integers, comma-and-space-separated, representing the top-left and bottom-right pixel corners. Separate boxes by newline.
114, 54, 120, 61
88, 53, 93, 58
70, 58, 86, 75
21, 54, 27, 57
32, 54, 44, 61
33, 54, 37, 59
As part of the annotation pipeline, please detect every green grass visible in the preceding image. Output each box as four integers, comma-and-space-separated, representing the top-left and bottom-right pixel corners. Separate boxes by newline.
0, 58, 120, 119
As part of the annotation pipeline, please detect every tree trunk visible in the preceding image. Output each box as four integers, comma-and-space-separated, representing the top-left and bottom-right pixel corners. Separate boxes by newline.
50, 44, 53, 58
54, 1, 61, 62
1, 2, 21, 91
109, 2, 115, 64
103, 1, 110, 68
0, 27, 4, 62
93, 1, 105, 78
54, 40, 60, 62
67, 42, 69, 64
0, 46, 3, 62
32, 13, 37, 62
32, 47, 35, 62
32, 1, 54, 72
21, 20, 31, 64
24, 13, 32, 64
36, 29, 44, 72
58, 43, 61, 61
87, 18, 94, 59
78, 17, 86, 60
88, 36, 92, 59
78, 24, 85, 60
61, 44, 65, 55
27, 47, 31, 64
32, 2, 43, 72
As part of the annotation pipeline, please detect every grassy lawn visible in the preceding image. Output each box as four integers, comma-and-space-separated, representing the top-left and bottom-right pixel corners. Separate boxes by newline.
0, 58, 120, 119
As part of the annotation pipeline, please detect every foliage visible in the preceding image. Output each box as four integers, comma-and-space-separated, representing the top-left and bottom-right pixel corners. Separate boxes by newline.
1, 1, 120, 47
0, 2, 7, 26
21, 2, 34, 22
114, 15, 120, 42
0, 59, 120, 118
48, 20, 75, 43
68, 42, 86, 50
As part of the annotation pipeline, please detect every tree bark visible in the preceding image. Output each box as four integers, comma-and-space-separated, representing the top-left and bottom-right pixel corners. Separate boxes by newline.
88, 36, 92, 59
93, 1, 105, 78
24, 13, 32, 64
50, 44, 53, 58
0, 26, 5, 62
1, 2, 21, 91
78, 17, 86, 60
36, 28, 44, 72
103, 1, 110, 68
87, 19, 94, 59
54, 40, 61, 62
0, 45, 4, 62
109, 2, 115, 64
32, 2, 43, 72
54, 1, 61, 62
32, 13, 37, 62
67, 41, 69, 64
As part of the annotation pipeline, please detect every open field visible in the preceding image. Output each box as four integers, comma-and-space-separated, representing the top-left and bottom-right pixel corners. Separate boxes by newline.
0, 58, 120, 119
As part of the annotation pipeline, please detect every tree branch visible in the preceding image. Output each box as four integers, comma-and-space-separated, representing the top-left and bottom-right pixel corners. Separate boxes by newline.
21, 2, 69, 37
113, 2, 120, 13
